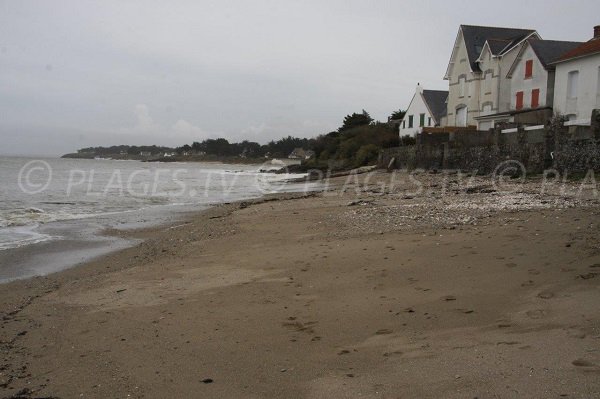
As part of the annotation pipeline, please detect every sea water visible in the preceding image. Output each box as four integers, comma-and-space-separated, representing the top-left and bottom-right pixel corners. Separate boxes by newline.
0, 156, 315, 281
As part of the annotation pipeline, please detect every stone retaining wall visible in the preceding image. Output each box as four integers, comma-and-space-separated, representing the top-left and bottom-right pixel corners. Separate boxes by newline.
378, 110, 600, 174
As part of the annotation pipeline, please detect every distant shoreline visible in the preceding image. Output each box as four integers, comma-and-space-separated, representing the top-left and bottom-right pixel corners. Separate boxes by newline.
61, 152, 280, 165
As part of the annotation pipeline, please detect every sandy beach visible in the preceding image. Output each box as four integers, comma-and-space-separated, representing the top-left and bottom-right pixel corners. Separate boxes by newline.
2, 170, 600, 398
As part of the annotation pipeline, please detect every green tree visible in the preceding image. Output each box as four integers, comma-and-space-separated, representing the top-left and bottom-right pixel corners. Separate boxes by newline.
389, 109, 406, 121
339, 110, 373, 132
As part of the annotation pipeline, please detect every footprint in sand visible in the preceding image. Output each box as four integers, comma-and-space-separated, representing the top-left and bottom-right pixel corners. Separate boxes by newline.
566, 329, 586, 339
572, 359, 599, 370
578, 272, 598, 280
496, 341, 520, 346
282, 320, 318, 334
383, 350, 403, 357
526, 309, 546, 319
537, 291, 554, 299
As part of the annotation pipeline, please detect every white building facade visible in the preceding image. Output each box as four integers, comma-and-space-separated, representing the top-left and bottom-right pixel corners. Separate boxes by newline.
399, 84, 448, 136
552, 34, 600, 123
507, 39, 582, 113
444, 25, 539, 129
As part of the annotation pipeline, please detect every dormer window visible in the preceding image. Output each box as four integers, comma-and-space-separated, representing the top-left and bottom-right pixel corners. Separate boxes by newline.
525, 60, 533, 79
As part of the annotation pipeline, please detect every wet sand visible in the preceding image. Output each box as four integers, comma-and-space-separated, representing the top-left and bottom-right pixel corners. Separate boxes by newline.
1, 171, 600, 398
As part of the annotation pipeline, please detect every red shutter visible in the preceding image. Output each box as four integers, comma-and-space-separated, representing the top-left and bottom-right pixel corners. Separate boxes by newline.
516, 91, 524, 110
531, 89, 540, 108
525, 60, 533, 78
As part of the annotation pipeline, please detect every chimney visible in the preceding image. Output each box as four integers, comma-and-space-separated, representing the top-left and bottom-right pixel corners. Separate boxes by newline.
595, 25, 600, 39
416, 82, 423, 93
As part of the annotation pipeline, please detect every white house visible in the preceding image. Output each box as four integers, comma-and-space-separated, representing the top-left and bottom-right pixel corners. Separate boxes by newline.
399, 84, 448, 136
551, 26, 600, 124
444, 25, 539, 129
506, 39, 582, 113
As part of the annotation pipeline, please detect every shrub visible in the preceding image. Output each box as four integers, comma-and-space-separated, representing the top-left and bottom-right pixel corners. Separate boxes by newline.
354, 144, 380, 167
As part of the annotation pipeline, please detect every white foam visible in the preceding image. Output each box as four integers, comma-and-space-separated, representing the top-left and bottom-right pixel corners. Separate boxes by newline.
0, 225, 57, 251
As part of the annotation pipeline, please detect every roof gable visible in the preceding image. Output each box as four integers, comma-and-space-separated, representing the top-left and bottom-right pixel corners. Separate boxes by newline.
399, 92, 418, 124
460, 25, 537, 71
507, 39, 585, 77
444, 28, 466, 79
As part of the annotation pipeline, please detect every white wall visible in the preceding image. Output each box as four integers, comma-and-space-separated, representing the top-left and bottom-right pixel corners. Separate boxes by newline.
553, 53, 600, 120
510, 44, 549, 110
446, 30, 481, 127
498, 44, 525, 112
445, 29, 532, 127
477, 47, 500, 115
399, 89, 434, 137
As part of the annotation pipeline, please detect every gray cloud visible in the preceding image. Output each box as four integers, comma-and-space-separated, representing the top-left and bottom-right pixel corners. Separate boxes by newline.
1, 0, 598, 155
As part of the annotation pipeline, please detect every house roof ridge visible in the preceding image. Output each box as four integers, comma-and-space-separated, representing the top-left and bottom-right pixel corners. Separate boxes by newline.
460, 24, 535, 31
549, 37, 600, 64
530, 38, 583, 44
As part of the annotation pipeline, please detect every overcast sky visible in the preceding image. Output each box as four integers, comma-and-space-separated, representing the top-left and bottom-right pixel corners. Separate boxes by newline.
1, 0, 598, 156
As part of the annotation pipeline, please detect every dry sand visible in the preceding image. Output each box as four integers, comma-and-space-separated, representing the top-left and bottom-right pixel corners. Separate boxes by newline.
1, 171, 600, 398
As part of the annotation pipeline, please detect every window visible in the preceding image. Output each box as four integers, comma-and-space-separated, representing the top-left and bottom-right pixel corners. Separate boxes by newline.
428, 117, 432, 126
516, 91, 524, 110
531, 88, 540, 108
402, 120, 405, 129
459, 77, 465, 97
525, 60, 533, 79
456, 106, 467, 127
408, 115, 413, 128
419, 113, 425, 127
484, 72, 492, 94
567, 70, 579, 99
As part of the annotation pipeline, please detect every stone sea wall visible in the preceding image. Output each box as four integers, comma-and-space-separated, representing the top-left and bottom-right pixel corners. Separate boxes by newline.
380, 110, 600, 175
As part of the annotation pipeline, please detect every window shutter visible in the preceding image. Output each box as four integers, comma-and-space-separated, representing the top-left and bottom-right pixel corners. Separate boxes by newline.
525, 60, 533, 78
531, 89, 540, 108
516, 91, 524, 110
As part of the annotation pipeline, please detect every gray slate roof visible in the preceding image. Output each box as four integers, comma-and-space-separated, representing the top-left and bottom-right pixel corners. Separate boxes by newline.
461, 25, 536, 71
528, 39, 584, 68
486, 38, 512, 55
422, 90, 448, 124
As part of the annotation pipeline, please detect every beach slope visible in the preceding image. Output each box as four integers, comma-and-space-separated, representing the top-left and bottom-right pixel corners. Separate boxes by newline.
2, 172, 600, 398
